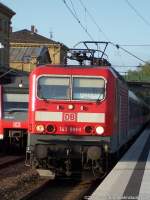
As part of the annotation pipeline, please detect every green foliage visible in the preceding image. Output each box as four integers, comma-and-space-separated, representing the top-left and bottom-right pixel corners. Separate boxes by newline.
124, 63, 150, 81
124, 63, 150, 105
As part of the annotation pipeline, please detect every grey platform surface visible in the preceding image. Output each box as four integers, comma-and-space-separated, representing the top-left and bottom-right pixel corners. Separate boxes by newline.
90, 128, 150, 200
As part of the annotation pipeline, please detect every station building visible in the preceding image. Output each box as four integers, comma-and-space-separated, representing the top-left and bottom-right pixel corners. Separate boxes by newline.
9, 26, 68, 72
0, 3, 15, 83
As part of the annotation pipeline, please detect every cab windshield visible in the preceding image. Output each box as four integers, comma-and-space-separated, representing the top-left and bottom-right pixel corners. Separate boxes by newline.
73, 77, 105, 100
37, 76, 105, 101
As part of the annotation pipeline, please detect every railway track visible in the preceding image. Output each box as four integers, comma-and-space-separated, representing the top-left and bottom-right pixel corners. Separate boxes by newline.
0, 154, 105, 200
0, 155, 24, 169
22, 177, 101, 200
0, 158, 49, 200
0, 127, 146, 200
21, 126, 148, 200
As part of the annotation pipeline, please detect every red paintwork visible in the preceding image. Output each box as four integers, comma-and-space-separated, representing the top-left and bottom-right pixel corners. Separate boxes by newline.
0, 85, 28, 139
28, 64, 118, 137
0, 85, 2, 138
1, 120, 28, 129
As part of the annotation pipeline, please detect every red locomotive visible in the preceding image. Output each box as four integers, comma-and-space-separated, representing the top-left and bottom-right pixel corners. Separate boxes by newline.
26, 42, 150, 177
0, 77, 28, 151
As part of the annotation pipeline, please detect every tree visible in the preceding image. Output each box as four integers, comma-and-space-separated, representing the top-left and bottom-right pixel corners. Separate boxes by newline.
125, 63, 150, 81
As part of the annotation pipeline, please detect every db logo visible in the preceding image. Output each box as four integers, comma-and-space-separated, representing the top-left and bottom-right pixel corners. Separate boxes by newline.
63, 113, 76, 121
13, 122, 21, 128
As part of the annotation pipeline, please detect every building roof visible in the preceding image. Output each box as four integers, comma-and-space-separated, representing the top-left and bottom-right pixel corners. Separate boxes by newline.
0, 3, 15, 17
10, 29, 59, 45
10, 46, 50, 62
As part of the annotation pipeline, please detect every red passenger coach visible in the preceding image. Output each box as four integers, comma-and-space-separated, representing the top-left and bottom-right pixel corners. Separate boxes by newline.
26, 44, 150, 177
0, 78, 28, 150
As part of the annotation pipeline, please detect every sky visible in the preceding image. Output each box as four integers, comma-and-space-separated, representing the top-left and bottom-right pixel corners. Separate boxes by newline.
1, 0, 150, 73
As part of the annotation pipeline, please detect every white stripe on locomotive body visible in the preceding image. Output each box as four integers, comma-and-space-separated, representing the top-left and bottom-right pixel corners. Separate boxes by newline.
77, 113, 105, 123
35, 111, 62, 121
35, 111, 105, 123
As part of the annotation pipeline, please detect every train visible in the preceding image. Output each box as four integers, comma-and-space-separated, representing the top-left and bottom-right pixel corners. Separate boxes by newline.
25, 45, 150, 177
0, 76, 28, 152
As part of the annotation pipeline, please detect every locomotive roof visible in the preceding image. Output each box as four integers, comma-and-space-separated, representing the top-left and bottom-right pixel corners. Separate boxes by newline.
35, 64, 127, 83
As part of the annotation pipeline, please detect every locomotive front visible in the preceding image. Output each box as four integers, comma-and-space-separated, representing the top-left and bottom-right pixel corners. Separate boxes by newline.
26, 66, 116, 177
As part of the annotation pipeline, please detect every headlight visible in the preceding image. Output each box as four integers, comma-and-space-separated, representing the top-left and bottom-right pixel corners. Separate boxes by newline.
68, 104, 74, 110
96, 126, 104, 135
85, 126, 93, 134
46, 124, 56, 133
36, 125, 45, 132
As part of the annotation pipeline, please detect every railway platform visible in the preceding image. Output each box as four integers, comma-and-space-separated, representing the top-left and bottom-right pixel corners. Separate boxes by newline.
90, 127, 150, 200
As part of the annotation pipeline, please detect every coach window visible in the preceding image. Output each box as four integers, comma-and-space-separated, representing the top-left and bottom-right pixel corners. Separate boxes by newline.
3, 93, 28, 120
38, 76, 70, 100
72, 77, 105, 101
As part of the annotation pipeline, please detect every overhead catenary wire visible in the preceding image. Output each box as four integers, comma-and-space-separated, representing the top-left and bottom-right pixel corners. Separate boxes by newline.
125, 0, 150, 29
0, 68, 15, 79
62, 0, 149, 66
77, 1, 148, 66
110, 42, 149, 65
78, 0, 150, 64
78, 0, 110, 42
112, 64, 141, 68
119, 44, 150, 47
69, 0, 78, 19
115, 48, 126, 67
62, 0, 94, 41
